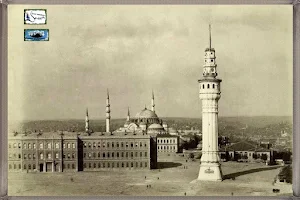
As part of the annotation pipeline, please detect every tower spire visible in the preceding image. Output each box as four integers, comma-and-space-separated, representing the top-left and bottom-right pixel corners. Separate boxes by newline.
209, 24, 212, 49
106, 89, 111, 132
151, 90, 155, 112
85, 107, 89, 133
127, 107, 130, 121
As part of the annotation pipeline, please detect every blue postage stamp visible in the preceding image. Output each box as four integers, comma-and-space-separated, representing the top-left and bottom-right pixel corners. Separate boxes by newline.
24, 9, 47, 24
24, 29, 49, 41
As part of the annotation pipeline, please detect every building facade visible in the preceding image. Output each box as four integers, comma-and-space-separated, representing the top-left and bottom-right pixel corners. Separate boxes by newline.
8, 131, 157, 172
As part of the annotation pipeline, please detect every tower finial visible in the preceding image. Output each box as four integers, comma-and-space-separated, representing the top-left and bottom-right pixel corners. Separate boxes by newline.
145, 104, 147, 109
86, 107, 89, 116
151, 90, 155, 112
127, 107, 130, 121
209, 24, 212, 50
107, 89, 109, 99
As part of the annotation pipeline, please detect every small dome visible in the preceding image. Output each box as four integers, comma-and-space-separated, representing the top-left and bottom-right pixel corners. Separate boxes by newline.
148, 123, 164, 130
135, 108, 158, 119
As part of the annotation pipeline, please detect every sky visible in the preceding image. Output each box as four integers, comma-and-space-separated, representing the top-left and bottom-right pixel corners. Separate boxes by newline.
8, 5, 293, 121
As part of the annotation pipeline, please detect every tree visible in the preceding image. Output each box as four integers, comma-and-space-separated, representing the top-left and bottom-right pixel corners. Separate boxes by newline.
261, 154, 268, 161
253, 153, 258, 159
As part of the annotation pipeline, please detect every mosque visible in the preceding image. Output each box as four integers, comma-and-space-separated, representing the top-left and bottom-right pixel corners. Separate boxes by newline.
115, 91, 168, 136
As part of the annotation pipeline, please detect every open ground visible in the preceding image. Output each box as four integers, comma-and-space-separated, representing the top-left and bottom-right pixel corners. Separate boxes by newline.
8, 155, 292, 196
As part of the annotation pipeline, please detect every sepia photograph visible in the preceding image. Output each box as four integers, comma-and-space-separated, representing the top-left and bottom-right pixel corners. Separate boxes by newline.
8, 5, 293, 196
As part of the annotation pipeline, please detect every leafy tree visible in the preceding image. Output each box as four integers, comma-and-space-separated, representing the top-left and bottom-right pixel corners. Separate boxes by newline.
261, 154, 268, 161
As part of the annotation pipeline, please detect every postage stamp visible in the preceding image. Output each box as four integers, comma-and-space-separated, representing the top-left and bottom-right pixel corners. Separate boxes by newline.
24, 9, 47, 25
24, 29, 49, 41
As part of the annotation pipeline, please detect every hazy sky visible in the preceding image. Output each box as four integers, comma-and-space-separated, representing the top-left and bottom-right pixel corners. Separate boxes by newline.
8, 5, 293, 121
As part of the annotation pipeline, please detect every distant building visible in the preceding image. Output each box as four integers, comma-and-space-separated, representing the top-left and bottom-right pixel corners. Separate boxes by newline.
219, 140, 272, 162
156, 134, 179, 154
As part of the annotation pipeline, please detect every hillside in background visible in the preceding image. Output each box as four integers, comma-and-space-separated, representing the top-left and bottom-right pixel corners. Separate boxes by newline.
9, 116, 292, 141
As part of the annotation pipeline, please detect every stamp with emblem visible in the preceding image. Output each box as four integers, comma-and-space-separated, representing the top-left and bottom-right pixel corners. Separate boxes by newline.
24, 9, 47, 25
24, 29, 49, 41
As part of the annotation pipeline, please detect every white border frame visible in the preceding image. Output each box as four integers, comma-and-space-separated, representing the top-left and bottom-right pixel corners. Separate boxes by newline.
0, 0, 299, 199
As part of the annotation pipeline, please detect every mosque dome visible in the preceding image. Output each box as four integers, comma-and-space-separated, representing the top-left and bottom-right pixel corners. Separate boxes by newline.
148, 123, 164, 130
135, 108, 158, 119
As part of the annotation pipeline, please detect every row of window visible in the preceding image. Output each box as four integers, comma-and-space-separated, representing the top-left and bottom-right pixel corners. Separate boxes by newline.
157, 139, 176, 144
83, 141, 147, 149
83, 151, 148, 159
11, 152, 76, 160
83, 161, 148, 169
157, 146, 177, 150
8, 163, 76, 170
201, 83, 218, 89
9, 142, 76, 150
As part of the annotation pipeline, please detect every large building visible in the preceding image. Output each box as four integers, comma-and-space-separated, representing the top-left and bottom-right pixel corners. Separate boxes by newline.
198, 25, 223, 181
8, 131, 157, 172
115, 91, 169, 136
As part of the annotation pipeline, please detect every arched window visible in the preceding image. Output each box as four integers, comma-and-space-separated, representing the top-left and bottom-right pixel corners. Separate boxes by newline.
39, 143, 43, 149
72, 143, 75, 148
23, 143, 26, 149
207, 84, 210, 89
103, 153, 105, 158
48, 143, 51, 149
48, 153, 51, 159
98, 152, 101, 158
88, 143, 91, 148
93, 142, 96, 148
98, 142, 101, 148
33, 164, 36, 170
117, 152, 119, 157
116, 142, 119, 147
112, 152, 114, 157
107, 152, 110, 158
55, 143, 59, 149
72, 153, 76, 159
28, 164, 31, 170
203, 84, 205, 89
107, 142, 110, 148
33, 143, 36, 149
213, 84, 215, 89
94, 163, 96, 168
55, 153, 59, 159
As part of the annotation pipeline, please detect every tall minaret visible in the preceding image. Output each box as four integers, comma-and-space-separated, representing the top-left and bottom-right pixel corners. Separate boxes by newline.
106, 89, 111, 132
151, 90, 155, 112
126, 107, 130, 121
85, 108, 89, 133
198, 25, 223, 181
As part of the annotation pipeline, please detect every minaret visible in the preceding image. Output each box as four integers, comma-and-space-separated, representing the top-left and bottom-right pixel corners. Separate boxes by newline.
106, 89, 111, 132
198, 25, 223, 181
126, 107, 130, 121
151, 90, 155, 112
85, 108, 89, 133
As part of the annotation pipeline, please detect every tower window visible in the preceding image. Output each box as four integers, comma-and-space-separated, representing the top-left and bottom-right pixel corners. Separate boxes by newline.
211, 59, 213, 62
213, 84, 215, 89
202, 84, 204, 89
207, 84, 210, 89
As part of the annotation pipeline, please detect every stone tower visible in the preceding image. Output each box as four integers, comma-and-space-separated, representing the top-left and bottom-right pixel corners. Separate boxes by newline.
198, 25, 223, 181
106, 89, 111, 132
85, 108, 89, 133
151, 90, 155, 112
